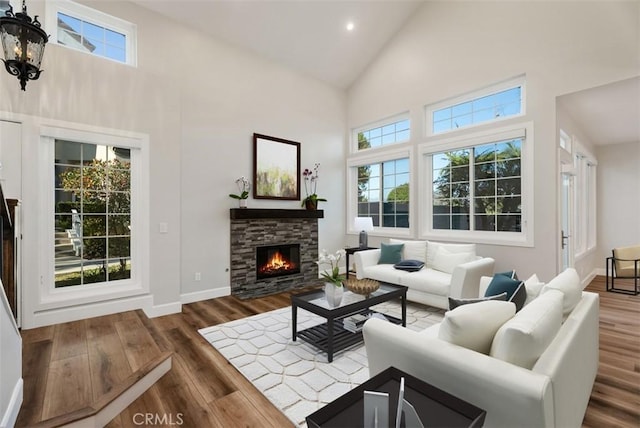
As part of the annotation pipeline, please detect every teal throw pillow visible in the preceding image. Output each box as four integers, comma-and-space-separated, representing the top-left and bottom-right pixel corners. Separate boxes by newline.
496, 270, 519, 280
378, 243, 404, 264
485, 275, 526, 312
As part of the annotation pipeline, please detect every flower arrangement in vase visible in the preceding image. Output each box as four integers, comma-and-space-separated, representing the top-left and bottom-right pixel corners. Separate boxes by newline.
301, 163, 326, 210
316, 249, 346, 307
229, 176, 250, 208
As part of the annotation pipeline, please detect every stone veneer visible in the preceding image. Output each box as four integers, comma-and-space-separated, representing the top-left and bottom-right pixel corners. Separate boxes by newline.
230, 209, 322, 299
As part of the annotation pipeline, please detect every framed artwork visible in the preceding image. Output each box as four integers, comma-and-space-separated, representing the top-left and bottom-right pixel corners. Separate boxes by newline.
253, 133, 301, 200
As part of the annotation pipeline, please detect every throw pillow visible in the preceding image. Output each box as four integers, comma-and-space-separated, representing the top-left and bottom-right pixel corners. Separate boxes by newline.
426, 241, 476, 268
393, 259, 425, 272
431, 247, 475, 274
540, 268, 581, 315
377, 242, 404, 264
496, 270, 519, 280
389, 239, 427, 263
508, 281, 527, 312
523, 273, 545, 306
485, 274, 523, 302
438, 300, 516, 354
448, 292, 507, 310
490, 289, 564, 369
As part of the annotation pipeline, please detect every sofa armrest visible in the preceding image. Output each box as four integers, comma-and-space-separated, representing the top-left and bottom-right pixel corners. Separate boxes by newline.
363, 318, 554, 427
449, 257, 495, 299
354, 249, 381, 280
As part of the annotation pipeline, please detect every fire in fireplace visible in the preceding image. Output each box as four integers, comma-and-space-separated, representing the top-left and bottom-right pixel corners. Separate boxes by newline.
256, 244, 301, 279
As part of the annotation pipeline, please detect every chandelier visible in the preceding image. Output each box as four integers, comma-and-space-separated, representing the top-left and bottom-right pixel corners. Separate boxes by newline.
0, 0, 48, 90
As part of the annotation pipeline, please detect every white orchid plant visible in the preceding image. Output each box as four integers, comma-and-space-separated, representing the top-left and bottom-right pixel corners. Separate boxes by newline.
316, 249, 346, 287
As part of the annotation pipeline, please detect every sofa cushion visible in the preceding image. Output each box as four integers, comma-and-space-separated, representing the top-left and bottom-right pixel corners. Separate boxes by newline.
426, 241, 476, 268
490, 289, 564, 369
393, 259, 425, 272
448, 292, 507, 310
496, 270, 518, 280
378, 242, 404, 264
389, 239, 427, 263
402, 268, 451, 296
361, 264, 406, 285
438, 300, 516, 354
431, 247, 475, 274
540, 268, 581, 315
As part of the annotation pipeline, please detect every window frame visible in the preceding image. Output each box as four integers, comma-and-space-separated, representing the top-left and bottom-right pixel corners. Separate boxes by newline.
45, 0, 137, 66
573, 140, 597, 259
419, 122, 534, 247
352, 113, 411, 153
346, 145, 413, 238
425, 76, 525, 137
39, 125, 149, 309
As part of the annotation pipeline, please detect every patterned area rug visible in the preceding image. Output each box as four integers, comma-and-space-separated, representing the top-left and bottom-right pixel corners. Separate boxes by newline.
198, 297, 444, 427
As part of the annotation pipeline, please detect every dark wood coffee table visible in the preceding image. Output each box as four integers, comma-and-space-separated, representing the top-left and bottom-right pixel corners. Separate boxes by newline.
306, 366, 486, 427
291, 282, 407, 362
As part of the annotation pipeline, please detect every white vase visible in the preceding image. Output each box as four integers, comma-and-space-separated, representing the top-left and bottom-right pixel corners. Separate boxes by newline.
324, 282, 344, 308
239, 199, 248, 208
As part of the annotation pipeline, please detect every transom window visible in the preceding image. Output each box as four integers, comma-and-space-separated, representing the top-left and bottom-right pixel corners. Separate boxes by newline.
54, 141, 132, 287
356, 118, 410, 150
427, 77, 524, 135
46, 1, 137, 65
431, 138, 522, 232
357, 158, 410, 228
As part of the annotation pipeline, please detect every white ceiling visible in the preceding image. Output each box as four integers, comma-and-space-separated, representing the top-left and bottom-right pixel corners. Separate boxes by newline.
132, 1, 638, 146
132, 0, 425, 89
558, 77, 640, 146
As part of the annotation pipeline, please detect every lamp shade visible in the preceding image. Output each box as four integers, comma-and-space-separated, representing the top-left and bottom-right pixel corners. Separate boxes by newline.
0, 2, 48, 90
354, 217, 374, 232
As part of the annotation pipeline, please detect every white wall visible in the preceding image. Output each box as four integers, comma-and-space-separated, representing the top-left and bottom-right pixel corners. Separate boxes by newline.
0, 1, 346, 327
596, 142, 640, 269
347, 1, 639, 282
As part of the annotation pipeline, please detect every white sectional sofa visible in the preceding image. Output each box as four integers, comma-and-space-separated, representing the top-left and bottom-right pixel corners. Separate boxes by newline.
354, 239, 495, 309
363, 268, 599, 428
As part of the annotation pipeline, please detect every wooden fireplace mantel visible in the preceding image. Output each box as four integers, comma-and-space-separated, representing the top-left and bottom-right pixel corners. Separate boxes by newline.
229, 208, 324, 220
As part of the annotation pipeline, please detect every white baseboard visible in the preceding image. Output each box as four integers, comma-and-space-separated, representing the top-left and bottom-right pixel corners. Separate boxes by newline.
143, 301, 182, 318
582, 269, 598, 289
180, 286, 229, 304
26, 295, 153, 329
1, 378, 22, 428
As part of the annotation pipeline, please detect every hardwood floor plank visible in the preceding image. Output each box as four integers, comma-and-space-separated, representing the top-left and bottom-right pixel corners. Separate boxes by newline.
86, 317, 134, 400
20, 325, 55, 344
41, 354, 93, 420
114, 316, 161, 371
15, 340, 52, 426
50, 319, 88, 361
209, 390, 282, 428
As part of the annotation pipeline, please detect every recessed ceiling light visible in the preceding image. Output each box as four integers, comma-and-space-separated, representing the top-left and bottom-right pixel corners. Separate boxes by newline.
346, 21, 355, 32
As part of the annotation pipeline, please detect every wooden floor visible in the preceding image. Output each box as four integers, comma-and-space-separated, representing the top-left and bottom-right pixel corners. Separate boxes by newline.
16, 277, 639, 427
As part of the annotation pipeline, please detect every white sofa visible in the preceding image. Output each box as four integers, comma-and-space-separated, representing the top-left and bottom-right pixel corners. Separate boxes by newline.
363, 268, 599, 428
354, 240, 495, 309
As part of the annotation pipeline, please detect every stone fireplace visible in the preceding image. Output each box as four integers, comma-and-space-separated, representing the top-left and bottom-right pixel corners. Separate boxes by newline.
229, 209, 323, 299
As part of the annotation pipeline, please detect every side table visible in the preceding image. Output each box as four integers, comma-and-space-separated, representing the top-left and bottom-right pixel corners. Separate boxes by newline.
345, 246, 377, 279
306, 366, 486, 427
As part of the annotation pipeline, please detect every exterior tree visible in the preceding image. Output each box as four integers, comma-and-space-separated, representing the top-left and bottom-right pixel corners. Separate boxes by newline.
58, 158, 131, 272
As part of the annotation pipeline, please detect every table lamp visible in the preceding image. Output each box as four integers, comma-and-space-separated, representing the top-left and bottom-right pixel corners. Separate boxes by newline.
354, 217, 374, 249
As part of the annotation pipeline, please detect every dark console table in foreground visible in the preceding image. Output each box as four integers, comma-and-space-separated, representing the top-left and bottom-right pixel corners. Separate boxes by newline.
306, 366, 486, 428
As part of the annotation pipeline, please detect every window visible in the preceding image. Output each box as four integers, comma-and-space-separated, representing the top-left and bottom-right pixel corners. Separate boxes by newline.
46, 0, 137, 65
427, 77, 524, 135
573, 146, 597, 257
356, 116, 410, 150
421, 123, 533, 246
54, 141, 131, 287
357, 158, 410, 228
432, 139, 522, 232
